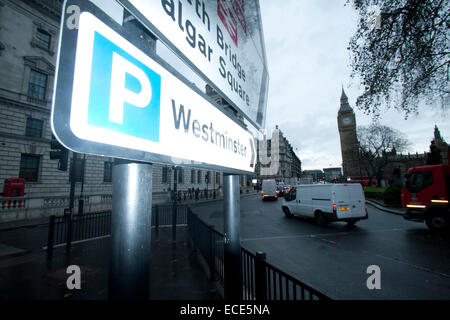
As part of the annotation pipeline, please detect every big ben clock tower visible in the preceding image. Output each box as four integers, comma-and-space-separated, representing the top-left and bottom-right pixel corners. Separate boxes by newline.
337, 88, 361, 178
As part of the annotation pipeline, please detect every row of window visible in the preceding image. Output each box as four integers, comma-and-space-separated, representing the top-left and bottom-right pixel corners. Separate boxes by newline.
28, 69, 47, 101
27, 29, 52, 101
18, 156, 223, 186
162, 167, 220, 185
17, 154, 112, 183
35, 29, 51, 50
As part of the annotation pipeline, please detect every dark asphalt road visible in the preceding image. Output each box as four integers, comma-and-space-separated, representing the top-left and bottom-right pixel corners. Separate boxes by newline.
192, 194, 450, 300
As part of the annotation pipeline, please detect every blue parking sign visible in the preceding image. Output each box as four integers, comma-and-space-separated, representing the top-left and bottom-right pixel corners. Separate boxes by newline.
51, 1, 256, 174
87, 31, 161, 142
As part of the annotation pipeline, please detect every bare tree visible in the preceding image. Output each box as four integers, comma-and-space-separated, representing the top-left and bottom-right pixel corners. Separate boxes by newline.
357, 124, 410, 186
347, 0, 449, 118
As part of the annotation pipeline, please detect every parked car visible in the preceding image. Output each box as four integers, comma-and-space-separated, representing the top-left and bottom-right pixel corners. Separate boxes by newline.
281, 183, 368, 227
261, 179, 278, 201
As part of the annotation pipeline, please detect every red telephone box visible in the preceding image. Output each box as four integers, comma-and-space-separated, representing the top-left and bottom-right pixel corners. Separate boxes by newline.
3, 178, 25, 197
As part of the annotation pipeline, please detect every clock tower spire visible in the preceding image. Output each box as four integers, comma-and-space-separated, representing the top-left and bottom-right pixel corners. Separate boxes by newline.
337, 88, 361, 178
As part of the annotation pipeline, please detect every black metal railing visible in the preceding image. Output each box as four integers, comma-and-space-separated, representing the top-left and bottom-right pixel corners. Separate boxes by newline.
187, 210, 224, 285
46, 204, 188, 254
187, 208, 330, 301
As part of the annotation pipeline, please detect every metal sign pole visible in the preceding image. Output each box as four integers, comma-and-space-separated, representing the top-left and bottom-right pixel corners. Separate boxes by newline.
223, 173, 242, 300
108, 159, 152, 300
172, 166, 177, 242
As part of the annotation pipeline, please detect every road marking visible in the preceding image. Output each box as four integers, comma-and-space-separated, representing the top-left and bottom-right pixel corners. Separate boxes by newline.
241, 228, 407, 242
369, 252, 450, 280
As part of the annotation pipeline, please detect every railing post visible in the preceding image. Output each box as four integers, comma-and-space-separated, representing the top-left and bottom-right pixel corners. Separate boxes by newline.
47, 215, 56, 259
255, 251, 267, 300
208, 225, 215, 281
66, 209, 73, 251
154, 205, 159, 236
172, 202, 177, 242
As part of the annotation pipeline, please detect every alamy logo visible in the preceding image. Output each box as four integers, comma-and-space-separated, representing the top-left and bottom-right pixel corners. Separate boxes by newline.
366, 265, 381, 290
366, 5, 381, 31
258, 129, 280, 176
66, 265, 81, 290
87, 31, 161, 142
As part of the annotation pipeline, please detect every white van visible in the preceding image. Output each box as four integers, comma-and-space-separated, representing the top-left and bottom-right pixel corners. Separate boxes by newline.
261, 179, 278, 201
281, 183, 368, 226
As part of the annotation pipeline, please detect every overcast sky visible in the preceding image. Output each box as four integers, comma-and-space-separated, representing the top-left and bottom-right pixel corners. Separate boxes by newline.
156, 0, 449, 172
259, 0, 449, 170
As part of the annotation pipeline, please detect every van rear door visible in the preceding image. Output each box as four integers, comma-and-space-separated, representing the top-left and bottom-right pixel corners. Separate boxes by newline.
333, 185, 351, 219
348, 184, 366, 218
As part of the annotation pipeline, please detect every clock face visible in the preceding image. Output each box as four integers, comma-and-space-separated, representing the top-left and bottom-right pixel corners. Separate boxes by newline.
342, 117, 351, 125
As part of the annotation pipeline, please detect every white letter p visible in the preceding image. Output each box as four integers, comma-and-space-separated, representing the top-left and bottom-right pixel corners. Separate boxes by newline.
109, 52, 151, 124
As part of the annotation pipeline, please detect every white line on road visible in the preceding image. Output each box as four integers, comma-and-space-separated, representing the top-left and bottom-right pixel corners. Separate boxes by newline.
241, 228, 406, 242
370, 252, 450, 280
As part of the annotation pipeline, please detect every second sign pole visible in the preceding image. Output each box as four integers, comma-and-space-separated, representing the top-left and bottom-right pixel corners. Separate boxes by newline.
223, 174, 242, 300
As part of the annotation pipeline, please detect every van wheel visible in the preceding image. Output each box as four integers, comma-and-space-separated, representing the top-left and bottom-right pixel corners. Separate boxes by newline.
346, 220, 357, 227
282, 206, 293, 218
425, 211, 448, 234
315, 212, 327, 227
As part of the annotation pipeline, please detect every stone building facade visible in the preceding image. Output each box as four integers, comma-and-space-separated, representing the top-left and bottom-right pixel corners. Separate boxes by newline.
0, 0, 251, 222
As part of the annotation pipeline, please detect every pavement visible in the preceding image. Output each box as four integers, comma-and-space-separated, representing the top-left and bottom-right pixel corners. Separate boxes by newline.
366, 198, 406, 215
0, 193, 260, 300
0, 225, 222, 300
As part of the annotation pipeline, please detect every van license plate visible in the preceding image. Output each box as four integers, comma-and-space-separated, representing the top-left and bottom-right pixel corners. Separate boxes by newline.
338, 207, 349, 211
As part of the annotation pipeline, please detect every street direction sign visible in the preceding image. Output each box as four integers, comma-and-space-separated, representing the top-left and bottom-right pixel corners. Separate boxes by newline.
117, 0, 269, 130
52, 0, 256, 174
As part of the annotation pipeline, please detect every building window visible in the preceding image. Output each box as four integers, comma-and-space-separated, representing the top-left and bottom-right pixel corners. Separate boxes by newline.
19, 154, 40, 182
178, 168, 184, 184
104, 162, 112, 183
197, 170, 201, 184
25, 118, 43, 138
216, 172, 220, 185
162, 167, 168, 184
35, 29, 51, 50
28, 70, 47, 100
191, 170, 195, 184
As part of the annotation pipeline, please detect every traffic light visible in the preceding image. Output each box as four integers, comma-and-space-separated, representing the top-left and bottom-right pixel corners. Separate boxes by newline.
50, 137, 69, 171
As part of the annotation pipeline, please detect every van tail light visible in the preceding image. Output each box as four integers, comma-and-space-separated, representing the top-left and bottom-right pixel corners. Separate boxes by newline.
332, 204, 337, 214
364, 202, 368, 215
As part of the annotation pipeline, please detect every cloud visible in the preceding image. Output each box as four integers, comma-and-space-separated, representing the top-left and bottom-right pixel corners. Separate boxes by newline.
260, 0, 449, 170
